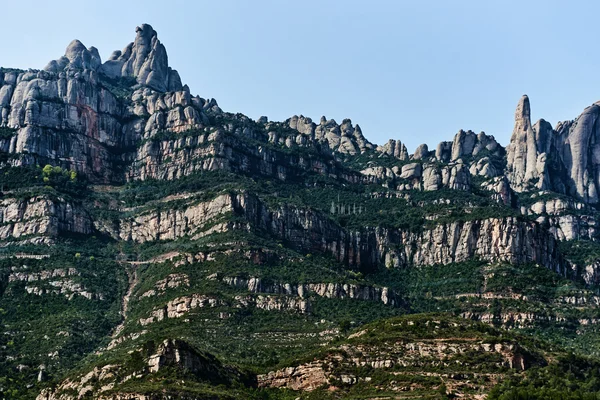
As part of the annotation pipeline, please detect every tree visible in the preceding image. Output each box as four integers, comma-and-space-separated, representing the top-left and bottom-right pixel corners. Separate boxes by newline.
339, 319, 352, 333
42, 164, 53, 177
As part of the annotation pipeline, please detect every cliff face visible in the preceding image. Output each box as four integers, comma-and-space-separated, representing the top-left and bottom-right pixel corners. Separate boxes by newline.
0, 196, 92, 245
257, 315, 545, 397
100, 24, 182, 93
0, 23, 594, 297
505, 96, 600, 205
0, 61, 582, 282
0, 24, 207, 183
4, 23, 600, 400
86, 190, 565, 275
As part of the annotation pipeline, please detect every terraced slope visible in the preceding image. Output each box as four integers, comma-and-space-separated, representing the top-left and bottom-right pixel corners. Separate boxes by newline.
3, 24, 600, 399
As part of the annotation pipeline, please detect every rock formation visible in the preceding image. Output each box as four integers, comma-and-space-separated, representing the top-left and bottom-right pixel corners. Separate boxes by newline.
3, 24, 600, 400
506, 95, 551, 192
101, 24, 182, 92
376, 139, 408, 160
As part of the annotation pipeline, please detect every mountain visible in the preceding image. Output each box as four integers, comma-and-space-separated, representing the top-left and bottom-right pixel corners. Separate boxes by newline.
2, 24, 600, 399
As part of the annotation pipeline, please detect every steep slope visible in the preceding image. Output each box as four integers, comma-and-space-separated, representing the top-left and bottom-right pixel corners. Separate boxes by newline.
259, 314, 548, 398
2, 23, 600, 400
37, 314, 600, 399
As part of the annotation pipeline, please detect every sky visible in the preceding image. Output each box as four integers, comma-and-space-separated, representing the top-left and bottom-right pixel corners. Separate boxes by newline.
1, 0, 599, 152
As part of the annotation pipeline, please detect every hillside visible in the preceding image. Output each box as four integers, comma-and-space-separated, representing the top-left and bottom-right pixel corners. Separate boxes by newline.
2, 24, 600, 399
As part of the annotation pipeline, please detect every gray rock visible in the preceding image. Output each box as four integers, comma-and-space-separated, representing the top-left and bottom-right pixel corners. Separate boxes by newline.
400, 163, 422, 179
284, 115, 373, 155
413, 144, 429, 160
451, 130, 477, 160
435, 141, 452, 162
44, 40, 102, 72
506, 95, 549, 192
377, 139, 408, 160
561, 103, 600, 203
100, 24, 183, 92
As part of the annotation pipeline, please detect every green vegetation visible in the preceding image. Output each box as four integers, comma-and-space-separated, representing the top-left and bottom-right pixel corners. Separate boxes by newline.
0, 127, 17, 140
0, 164, 85, 199
489, 354, 600, 399
3, 91, 600, 399
0, 241, 126, 398
98, 74, 137, 105
560, 240, 600, 267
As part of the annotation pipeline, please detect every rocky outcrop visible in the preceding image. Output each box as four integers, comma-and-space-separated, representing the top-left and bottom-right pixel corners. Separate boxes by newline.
148, 339, 225, 377
95, 191, 566, 276
283, 115, 373, 155
101, 24, 182, 92
140, 273, 189, 298
506, 95, 546, 191
126, 118, 366, 183
461, 311, 567, 329
260, 340, 528, 391
582, 260, 600, 286
0, 24, 197, 182
259, 362, 328, 391
557, 103, 600, 203
9, 267, 78, 282
219, 276, 400, 306
139, 294, 223, 326
259, 317, 539, 393
505, 95, 600, 204
453, 130, 501, 161
520, 195, 597, 241
0, 196, 92, 244
234, 294, 311, 314
136, 87, 208, 137
480, 176, 512, 205
412, 143, 429, 160
44, 40, 102, 73
96, 193, 234, 242
139, 292, 311, 326
0, 66, 127, 180
383, 217, 565, 273
24, 279, 98, 300
240, 194, 565, 274
360, 160, 471, 191
38, 339, 245, 400
376, 139, 408, 160
7, 266, 97, 300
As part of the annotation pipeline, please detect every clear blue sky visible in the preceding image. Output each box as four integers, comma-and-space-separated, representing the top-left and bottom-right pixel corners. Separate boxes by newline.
1, 0, 598, 152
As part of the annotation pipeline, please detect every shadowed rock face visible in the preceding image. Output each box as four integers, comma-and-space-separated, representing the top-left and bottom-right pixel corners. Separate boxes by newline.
561, 103, 600, 203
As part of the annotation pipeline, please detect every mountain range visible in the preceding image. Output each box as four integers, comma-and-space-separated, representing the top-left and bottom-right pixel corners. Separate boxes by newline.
2, 24, 600, 399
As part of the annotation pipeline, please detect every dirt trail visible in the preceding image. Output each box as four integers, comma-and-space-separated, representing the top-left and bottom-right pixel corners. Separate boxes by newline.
110, 251, 180, 340
126, 251, 181, 265
111, 264, 139, 339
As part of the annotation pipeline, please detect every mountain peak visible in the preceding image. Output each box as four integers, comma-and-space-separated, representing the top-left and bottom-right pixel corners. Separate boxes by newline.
44, 24, 182, 93
101, 23, 182, 92
515, 94, 531, 126
44, 39, 102, 73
